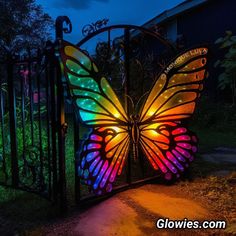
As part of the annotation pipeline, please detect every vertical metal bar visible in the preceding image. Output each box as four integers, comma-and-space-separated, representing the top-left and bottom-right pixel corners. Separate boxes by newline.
0, 72, 7, 182
20, 68, 26, 165
124, 29, 131, 185
36, 52, 43, 188
74, 114, 80, 203
45, 61, 52, 198
49, 56, 58, 202
7, 57, 19, 186
27, 50, 34, 146
56, 55, 67, 211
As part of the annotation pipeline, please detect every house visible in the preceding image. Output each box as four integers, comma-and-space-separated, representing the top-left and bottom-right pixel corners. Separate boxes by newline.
138, 0, 236, 100
141, 0, 236, 48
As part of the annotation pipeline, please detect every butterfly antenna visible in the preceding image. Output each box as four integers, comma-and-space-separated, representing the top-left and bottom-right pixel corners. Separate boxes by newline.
135, 92, 149, 113
124, 94, 135, 113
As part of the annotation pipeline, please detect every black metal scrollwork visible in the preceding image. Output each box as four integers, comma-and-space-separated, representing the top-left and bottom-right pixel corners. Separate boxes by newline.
56, 16, 72, 39
82, 18, 109, 37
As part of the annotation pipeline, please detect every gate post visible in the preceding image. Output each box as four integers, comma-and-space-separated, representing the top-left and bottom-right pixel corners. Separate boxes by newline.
46, 42, 59, 202
55, 16, 72, 212
56, 61, 67, 212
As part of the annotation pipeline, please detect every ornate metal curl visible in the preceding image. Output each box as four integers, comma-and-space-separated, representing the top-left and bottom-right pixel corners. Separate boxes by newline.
56, 16, 72, 39
82, 19, 109, 37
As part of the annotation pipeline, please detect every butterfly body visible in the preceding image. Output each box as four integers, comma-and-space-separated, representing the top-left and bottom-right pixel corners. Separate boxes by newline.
130, 114, 140, 160
58, 41, 208, 195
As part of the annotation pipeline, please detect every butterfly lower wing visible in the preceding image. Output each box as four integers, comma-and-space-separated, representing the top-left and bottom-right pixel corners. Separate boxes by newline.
139, 122, 197, 179
79, 126, 130, 194
139, 47, 208, 178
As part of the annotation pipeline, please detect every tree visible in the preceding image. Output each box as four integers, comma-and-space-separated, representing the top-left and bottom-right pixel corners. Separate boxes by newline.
0, 0, 53, 58
215, 31, 236, 105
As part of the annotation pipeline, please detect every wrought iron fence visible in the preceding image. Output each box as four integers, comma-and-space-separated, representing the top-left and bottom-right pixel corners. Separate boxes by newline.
0, 42, 67, 206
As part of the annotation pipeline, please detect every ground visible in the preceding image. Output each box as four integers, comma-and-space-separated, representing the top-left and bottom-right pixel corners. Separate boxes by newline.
32, 177, 236, 236
0, 148, 236, 236
41, 185, 212, 236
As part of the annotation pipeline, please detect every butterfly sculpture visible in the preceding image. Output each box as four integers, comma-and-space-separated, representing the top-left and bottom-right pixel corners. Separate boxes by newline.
58, 40, 208, 195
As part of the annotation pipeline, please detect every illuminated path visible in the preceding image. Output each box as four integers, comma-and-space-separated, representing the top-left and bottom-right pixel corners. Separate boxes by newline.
1, 148, 235, 235
33, 147, 236, 235
72, 185, 210, 235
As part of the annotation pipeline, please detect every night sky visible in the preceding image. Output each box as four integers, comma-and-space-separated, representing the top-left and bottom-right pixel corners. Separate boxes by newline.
36, 0, 185, 43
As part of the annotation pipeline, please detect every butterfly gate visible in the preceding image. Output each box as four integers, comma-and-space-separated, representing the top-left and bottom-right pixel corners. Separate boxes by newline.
57, 21, 208, 201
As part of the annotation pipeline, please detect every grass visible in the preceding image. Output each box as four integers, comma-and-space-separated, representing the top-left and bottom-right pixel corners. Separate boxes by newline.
189, 98, 236, 152
191, 126, 236, 153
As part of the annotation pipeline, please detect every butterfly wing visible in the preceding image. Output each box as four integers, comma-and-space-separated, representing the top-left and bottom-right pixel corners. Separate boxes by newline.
58, 40, 130, 193
59, 40, 128, 126
139, 47, 208, 179
139, 121, 198, 179
79, 126, 130, 194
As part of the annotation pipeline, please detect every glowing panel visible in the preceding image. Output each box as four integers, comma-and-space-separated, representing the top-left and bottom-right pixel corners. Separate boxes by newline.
58, 40, 208, 195
65, 45, 92, 70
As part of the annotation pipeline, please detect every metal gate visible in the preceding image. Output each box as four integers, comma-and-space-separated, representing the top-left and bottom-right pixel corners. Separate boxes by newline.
58, 17, 177, 204
0, 15, 176, 208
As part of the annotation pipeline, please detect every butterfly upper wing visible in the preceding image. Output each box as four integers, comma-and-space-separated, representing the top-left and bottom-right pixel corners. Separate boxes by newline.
58, 40, 130, 193
140, 48, 208, 123
139, 47, 208, 179
59, 40, 128, 125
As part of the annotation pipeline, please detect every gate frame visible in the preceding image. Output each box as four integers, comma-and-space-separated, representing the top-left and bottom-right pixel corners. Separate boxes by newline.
55, 16, 177, 205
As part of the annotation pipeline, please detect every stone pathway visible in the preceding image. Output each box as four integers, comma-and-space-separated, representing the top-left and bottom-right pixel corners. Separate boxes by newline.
201, 147, 236, 164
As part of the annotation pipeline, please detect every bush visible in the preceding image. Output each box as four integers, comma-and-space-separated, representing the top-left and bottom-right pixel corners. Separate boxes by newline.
215, 31, 236, 105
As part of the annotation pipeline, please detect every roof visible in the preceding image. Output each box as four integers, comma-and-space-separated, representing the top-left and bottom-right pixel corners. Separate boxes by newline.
141, 0, 208, 29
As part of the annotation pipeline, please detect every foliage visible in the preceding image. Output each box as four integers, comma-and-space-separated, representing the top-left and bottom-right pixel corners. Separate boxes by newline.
189, 94, 236, 152
0, 89, 49, 186
215, 31, 236, 105
0, 0, 53, 58
192, 95, 236, 130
